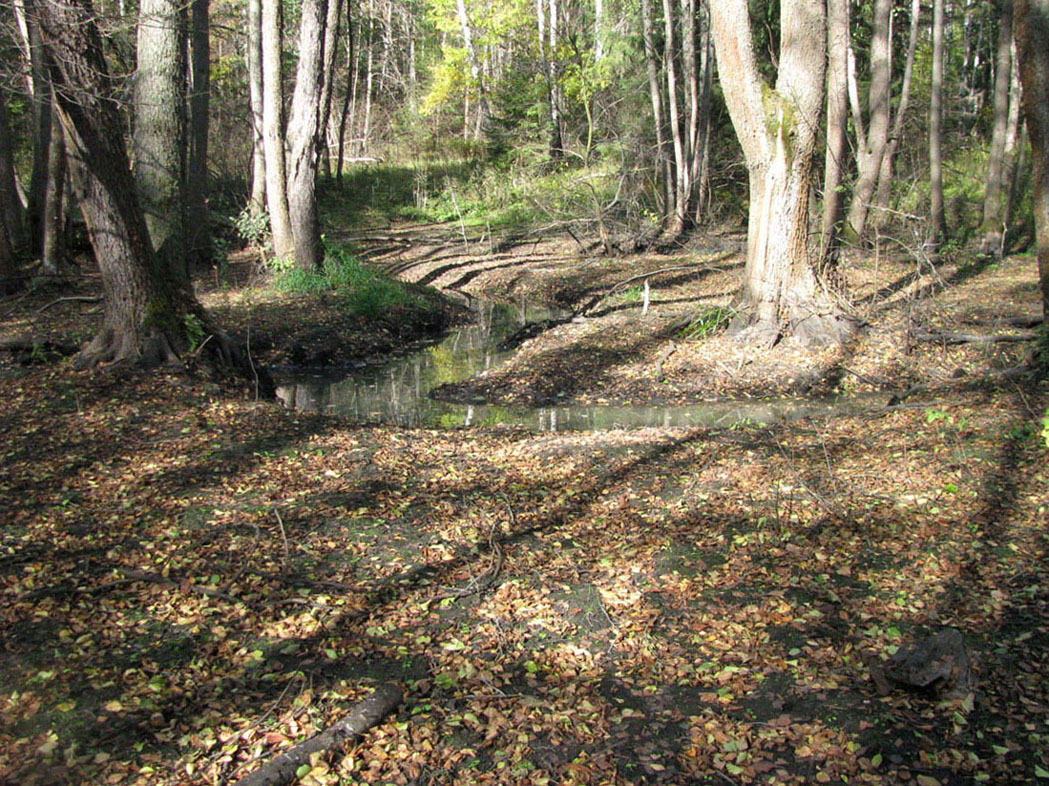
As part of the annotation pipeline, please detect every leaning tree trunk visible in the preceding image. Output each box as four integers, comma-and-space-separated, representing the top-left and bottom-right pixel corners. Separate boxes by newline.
1014, 0, 1049, 324
36, 0, 247, 374
285, 0, 329, 271
709, 0, 853, 347
134, 0, 187, 285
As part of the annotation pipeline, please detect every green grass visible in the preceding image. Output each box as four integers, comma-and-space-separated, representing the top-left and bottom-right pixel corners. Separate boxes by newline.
274, 244, 417, 317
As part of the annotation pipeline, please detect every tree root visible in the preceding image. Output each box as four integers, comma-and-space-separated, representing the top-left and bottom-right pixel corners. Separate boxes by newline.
232, 684, 403, 786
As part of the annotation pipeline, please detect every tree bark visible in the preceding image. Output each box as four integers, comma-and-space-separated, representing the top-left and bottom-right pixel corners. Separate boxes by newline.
845, 0, 892, 242
640, 0, 671, 218
41, 102, 67, 276
37, 0, 253, 377
247, 0, 267, 212
928, 0, 947, 253
709, 0, 851, 347
19, 0, 49, 254
662, 0, 688, 236
872, 0, 921, 234
456, 0, 493, 136
1014, 0, 1049, 323
262, 0, 295, 260
820, 0, 848, 268
134, 0, 187, 284
318, 0, 344, 179
186, 0, 212, 268
0, 84, 25, 264
286, 0, 329, 270
980, 0, 1014, 255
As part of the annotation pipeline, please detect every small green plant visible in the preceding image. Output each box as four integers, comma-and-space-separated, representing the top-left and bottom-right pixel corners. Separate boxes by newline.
925, 408, 953, 424
184, 313, 207, 352
1042, 410, 1049, 449
680, 306, 732, 340
233, 207, 271, 249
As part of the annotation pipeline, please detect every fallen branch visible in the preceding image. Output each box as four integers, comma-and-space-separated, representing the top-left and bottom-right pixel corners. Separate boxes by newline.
911, 328, 1038, 345
37, 295, 102, 313
0, 337, 79, 356
232, 683, 403, 786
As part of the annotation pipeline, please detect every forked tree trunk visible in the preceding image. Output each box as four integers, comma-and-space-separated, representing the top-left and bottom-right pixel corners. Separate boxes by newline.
134, 0, 187, 284
709, 0, 852, 347
36, 0, 248, 374
872, 0, 921, 234
845, 0, 892, 242
1014, 0, 1049, 323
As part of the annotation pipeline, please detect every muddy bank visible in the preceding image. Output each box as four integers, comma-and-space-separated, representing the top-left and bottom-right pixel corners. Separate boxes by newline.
360, 227, 1044, 406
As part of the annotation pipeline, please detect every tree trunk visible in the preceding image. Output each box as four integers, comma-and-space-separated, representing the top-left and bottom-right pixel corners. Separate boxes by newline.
337, 16, 356, 180
262, 0, 295, 260
20, 0, 49, 254
456, 0, 492, 135
872, 0, 921, 234
928, 0, 947, 253
980, 0, 1014, 255
662, 0, 688, 236
41, 102, 67, 276
0, 85, 24, 264
186, 0, 212, 268
640, 0, 671, 223
38, 0, 199, 368
286, 0, 329, 271
709, 0, 852, 347
318, 0, 344, 179
247, 0, 267, 212
1014, 0, 1049, 323
845, 0, 892, 242
820, 0, 848, 268
134, 0, 187, 284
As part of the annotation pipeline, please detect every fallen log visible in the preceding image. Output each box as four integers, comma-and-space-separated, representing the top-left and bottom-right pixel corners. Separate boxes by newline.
912, 328, 1038, 345
0, 337, 79, 356
232, 683, 403, 786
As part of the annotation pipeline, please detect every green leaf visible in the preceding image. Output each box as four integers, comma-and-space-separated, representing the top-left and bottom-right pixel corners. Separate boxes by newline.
295, 764, 312, 778
871, 753, 883, 768
1035, 765, 1049, 778
992, 745, 1009, 755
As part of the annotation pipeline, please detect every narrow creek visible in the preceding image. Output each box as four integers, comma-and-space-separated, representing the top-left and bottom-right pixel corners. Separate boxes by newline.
275, 299, 870, 431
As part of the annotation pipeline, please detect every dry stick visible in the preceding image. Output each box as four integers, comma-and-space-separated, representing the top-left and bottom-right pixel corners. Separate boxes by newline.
911, 328, 1038, 345
231, 683, 403, 786
36, 295, 102, 313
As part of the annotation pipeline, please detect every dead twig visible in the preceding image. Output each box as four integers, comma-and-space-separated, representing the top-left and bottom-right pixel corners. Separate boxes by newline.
36, 295, 102, 313
274, 509, 290, 573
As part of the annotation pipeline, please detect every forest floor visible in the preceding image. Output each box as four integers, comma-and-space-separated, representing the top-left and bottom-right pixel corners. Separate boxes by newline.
1, 224, 1048, 786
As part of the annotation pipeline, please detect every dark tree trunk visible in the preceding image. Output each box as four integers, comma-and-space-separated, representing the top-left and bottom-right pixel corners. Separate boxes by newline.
186, 0, 213, 268
24, 0, 51, 254
820, 0, 848, 270
37, 0, 251, 376
0, 82, 25, 260
1015, 0, 1049, 323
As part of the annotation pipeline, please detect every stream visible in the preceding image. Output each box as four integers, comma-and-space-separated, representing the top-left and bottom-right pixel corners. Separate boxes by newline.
275, 299, 869, 431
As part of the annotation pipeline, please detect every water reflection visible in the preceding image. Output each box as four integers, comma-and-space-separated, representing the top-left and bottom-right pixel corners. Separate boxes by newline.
276, 300, 869, 431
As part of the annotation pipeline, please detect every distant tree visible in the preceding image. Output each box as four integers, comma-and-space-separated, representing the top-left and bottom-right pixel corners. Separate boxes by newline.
1014, 0, 1049, 323
41, 102, 67, 275
246, 0, 267, 212
927, 0, 946, 254
709, 0, 853, 346
186, 0, 212, 268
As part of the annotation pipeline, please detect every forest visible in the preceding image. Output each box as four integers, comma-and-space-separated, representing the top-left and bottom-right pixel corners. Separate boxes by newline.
1, 0, 1049, 783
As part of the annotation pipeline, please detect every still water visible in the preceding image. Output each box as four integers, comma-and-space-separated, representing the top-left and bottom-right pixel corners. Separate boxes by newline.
275, 300, 865, 431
